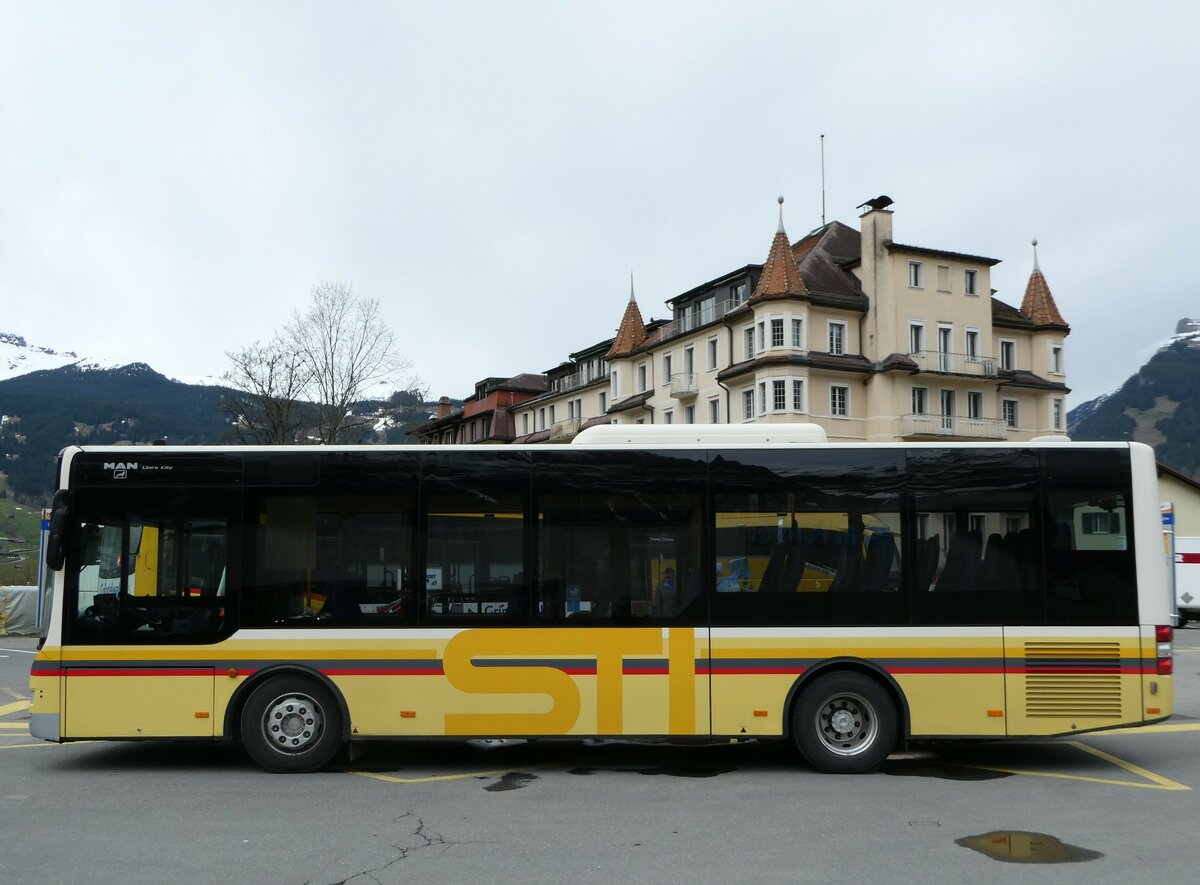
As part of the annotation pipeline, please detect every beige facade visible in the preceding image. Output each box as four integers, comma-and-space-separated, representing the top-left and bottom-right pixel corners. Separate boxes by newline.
511, 200, 1070, 445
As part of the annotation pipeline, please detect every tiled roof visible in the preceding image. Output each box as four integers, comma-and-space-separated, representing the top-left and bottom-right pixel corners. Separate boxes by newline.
605, 295, 647, 358
750, 226, 809, 303
718, 352, 873, 383
1020, 267, 1069, 329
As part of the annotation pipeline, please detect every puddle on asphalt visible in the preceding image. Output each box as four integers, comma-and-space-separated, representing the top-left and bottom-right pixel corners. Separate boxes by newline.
568, 764, 737, 778
484, 772, 538, 792
956, 831, 1103, 864
884, 760, 1011, 781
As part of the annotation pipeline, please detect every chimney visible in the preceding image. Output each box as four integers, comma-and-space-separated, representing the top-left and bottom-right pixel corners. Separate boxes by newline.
858, 204, 895, 363
437, 396, 452, 418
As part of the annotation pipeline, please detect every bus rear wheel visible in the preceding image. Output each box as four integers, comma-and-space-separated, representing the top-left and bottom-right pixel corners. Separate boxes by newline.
792, 672, 897, 774
241, 675, 343, 773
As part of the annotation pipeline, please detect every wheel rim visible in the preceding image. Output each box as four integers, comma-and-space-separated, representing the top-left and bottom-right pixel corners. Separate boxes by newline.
814, 691, 878, 757
261, 692, 324, 756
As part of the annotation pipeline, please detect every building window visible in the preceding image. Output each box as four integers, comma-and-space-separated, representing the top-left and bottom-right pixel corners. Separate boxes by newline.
792, 318, 803, 348
742, 389, 754, 421
830, 384, 849, 417
758, 382, 767, 414
909, 322, 924, 354
1053, 398, 1064, 431
685, 405, 695, 424
964, 268, 978, 295
522, 413, 529, 435
539, 408, 546, 431
637, 364, 647, 392
757, 322, 766, 354
937, 326, 953, 372
792, 379, 804, 412
744, 327, 755, 361
611, 369, 619, 398
828, 321, 847, 355
912, 387, 927, 415
664, 409, 673, 425
709, 397, 720, 424
908, 261, 923, 288
599, 391, 607, 413
548, 405, 555, 425
967, 391, 983, 419
936, 264, 951, 292
1000, 339, 1016, 371
1002, 399, 1018, 428
567, 400, 575, 420
773, 380, 786, 411
965, 328, 980, 361
684, 346, 694, 375
663, 353, 672, 382
771, 318, 784, 348
733, 281, 748, 305
1051, 345, 1064, 374
707, 337, 718, 370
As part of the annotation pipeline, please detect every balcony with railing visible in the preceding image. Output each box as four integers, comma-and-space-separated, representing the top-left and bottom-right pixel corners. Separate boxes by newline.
909, 350, 997, 377
644, 297, 743, 347
550, 368, 609, 395
899, 413, 1007, 440
668, 372, 699, 398
549, 417, 583, 439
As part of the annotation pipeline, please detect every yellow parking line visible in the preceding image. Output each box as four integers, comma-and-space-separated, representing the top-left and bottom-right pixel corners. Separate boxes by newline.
350, 762, 563, 785
1067, 741, 1190, 791
0, 700, 30, 717
956, 741, 1189, 791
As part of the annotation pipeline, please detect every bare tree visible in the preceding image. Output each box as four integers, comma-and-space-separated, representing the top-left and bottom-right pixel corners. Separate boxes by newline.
285, 281, 414, 444
221, 337, 312, 444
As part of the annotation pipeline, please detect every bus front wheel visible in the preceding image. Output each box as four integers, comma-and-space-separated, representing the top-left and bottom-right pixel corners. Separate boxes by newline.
241, 675, 343, 773
792, 672, 897, 774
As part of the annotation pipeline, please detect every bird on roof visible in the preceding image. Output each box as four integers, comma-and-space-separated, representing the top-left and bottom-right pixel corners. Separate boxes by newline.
856, 195, 894, 211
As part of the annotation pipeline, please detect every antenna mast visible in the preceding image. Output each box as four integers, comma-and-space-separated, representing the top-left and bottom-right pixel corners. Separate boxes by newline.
820, 134, 826, 226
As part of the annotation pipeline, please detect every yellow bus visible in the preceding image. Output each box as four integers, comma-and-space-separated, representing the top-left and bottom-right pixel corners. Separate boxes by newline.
30, 426, 1174, 773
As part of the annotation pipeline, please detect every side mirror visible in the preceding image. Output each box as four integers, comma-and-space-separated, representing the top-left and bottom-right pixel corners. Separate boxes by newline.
44, 489, 73, 571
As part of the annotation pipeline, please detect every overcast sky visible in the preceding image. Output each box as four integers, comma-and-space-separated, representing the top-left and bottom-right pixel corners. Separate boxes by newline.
2, 1, 1196, 407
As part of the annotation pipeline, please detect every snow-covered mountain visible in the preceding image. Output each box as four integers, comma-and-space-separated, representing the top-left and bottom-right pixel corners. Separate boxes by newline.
0, 331, 116, 382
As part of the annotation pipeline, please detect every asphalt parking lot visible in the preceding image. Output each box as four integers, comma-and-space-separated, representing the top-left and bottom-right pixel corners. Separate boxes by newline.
2, 631, 1198, 885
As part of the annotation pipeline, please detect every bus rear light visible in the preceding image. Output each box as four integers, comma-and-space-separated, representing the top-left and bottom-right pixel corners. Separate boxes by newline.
1155, 625, 1173, 675
1157, 658, 1173, 675
1156, 625, 1173, 643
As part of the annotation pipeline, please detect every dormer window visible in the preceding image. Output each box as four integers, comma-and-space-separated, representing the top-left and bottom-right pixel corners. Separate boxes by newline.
908, 261, 923, 288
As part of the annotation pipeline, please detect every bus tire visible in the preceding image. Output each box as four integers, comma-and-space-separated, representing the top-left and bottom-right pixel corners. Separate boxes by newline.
241, 675, 343, 773
792, 671, 897, 774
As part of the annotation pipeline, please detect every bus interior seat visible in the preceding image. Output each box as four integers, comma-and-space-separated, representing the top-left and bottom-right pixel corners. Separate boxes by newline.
916, 536, 940, 591
858, 530, 896, 593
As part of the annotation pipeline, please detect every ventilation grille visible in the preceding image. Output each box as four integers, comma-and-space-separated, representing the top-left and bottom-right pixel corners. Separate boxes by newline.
1023, 641, 1123, 719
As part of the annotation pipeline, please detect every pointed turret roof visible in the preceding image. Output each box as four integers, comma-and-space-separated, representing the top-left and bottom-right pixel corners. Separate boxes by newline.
605, 275, 648, 358
750, 197, 809, 303
1020, 240, 1069, 329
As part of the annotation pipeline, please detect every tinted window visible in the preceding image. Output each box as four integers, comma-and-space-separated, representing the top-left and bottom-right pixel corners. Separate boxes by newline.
709, 449, 906, 626
421, 451, 531, 625
242, 452, 418, 627
534, 450, 706, 625
1041, 448, 1137, 625
66, 489, 235, 644
909, 449, 1042, 625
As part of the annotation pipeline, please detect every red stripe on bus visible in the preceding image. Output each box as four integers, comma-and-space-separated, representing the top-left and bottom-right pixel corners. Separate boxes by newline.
1180, 553, 1200, 564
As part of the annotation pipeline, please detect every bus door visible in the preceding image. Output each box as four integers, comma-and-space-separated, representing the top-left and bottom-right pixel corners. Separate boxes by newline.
1004, 474, 1142, 735
62, 489, 234, 739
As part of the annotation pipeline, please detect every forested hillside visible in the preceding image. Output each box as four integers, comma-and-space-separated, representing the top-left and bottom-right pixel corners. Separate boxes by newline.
1069, 329, 1200, 480
0, 363, 445, 503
